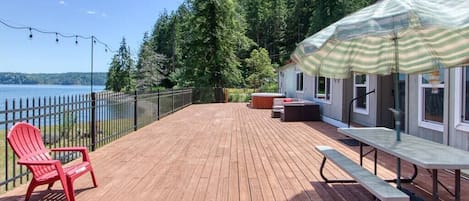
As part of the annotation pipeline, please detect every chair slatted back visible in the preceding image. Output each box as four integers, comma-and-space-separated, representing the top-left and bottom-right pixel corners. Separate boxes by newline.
7, 122, 55, 177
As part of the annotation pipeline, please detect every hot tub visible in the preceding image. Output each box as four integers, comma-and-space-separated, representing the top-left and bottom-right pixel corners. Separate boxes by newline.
251, 93, 285, 109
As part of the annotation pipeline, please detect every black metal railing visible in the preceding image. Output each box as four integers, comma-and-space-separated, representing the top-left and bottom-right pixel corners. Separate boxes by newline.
0, 88, 192, 192
348, 89, 375, 128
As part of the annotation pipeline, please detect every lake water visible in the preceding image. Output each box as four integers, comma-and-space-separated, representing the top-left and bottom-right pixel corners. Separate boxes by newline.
0, 84, 105, 109
0, 85, 107, 129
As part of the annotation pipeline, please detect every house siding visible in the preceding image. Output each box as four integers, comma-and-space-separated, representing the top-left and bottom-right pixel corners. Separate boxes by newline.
310, 77, 344, 121
448, 68, 469, 151
407, 74, 444, 143
279, 63, 469, 151
348, 75, 379, 127
279, 65, 297, 98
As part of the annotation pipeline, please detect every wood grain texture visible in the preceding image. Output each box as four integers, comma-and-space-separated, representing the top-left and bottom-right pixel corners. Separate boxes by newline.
1, 103, 467, 201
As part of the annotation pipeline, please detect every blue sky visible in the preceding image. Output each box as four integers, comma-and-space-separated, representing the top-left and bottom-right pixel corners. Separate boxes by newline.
0, 0, 182, 73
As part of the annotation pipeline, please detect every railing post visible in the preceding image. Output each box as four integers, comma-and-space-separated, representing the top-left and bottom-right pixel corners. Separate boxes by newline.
4, 99, 8, 191
134, 91, 138, 131
90, 92, 96, 151
172, 89, 175, 113
157, 89, 160, 120
190, 88, 193, 105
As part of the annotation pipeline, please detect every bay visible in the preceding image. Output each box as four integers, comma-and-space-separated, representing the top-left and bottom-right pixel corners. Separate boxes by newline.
0, 85, 107, 129
0, 84, 105, 109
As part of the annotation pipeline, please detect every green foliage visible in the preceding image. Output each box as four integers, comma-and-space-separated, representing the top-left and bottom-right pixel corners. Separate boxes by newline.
181, 0, 244, 88
239, 0, 288, 64
131, 0, 375, 90
0, 72, 107, 85
135, 32, 169, 91
309, 0, 375, 35
106, 38, 136, 92
226, 88, 253, 102
245, 48, 276, 90
259, 82, 279, 92
284, 0, 315, 60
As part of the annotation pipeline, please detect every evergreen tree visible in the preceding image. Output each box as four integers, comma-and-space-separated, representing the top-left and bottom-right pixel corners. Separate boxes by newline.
167, 1, 195, 87
182, 0, 243, 88
308, 0, 375, 37
245, 48, 276, 90
284, 0, 315, 59
135, 32, 168, 91
105, 38, 135, 92
131, 0, 377, 90
268, 0, 287, 64
309, 0, 345, 35
239, 0, 288, 64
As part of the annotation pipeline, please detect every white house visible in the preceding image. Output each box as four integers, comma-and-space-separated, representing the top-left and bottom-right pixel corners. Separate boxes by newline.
279, 62, 469, 151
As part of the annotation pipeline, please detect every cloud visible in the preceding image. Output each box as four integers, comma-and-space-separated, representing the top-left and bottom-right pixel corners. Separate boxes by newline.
59, 1, 65, 5
87, 10, 97, 15
101, 12, 107, 17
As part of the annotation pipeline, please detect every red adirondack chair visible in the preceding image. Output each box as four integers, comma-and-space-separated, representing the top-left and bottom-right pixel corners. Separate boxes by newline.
7, 122, 98, 201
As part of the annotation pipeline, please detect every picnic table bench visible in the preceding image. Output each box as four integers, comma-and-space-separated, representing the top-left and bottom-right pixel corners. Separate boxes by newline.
316, 145, 409, 201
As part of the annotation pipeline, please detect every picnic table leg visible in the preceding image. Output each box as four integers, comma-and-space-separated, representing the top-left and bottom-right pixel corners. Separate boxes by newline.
432, 169, 438, 201
396, 158, 401, 189
374, 149, 377, 175
455, 169, 460, 201
359, 142, 363, 166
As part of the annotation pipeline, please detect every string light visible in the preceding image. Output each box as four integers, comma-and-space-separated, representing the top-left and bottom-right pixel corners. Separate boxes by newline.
29, 27, 33, 39
0, 18, 116, 53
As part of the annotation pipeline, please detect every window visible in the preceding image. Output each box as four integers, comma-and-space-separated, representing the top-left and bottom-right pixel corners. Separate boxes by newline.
454, 67, 469, 132
314, 76, 331, 102
463, 68, 469, 122
296, 72, 303, 91
418, 68, 444, 131
353, 74, 369, 114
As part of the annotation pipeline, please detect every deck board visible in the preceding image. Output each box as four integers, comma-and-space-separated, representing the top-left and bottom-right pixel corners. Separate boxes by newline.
0, 103, 468, 201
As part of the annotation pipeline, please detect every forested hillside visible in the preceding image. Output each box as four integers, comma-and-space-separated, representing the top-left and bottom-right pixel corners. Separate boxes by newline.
0, 72, 107, 85
105, 0, 375, 92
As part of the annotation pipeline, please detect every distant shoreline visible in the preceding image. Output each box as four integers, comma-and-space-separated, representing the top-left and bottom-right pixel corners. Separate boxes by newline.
0, 83, 105, 86
0, 72, 107, 85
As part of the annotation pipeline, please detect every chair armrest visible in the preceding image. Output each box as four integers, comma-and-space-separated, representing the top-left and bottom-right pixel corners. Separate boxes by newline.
18, 159, 60, 166
19, 158, 68, 188
51, 147, 88, 152
51, 147, 91, 162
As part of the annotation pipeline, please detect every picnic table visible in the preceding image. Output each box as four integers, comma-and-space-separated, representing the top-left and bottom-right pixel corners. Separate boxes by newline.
338, 127, 469, 201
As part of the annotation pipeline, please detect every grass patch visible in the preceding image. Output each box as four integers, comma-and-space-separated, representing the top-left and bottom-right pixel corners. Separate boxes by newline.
226, 88, 254, 103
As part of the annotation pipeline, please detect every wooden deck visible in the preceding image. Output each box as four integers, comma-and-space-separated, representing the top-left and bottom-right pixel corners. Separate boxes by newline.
1, 103, 467, 201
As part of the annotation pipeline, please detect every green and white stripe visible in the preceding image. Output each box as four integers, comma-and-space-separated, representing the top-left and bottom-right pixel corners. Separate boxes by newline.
292, 0, 469, 78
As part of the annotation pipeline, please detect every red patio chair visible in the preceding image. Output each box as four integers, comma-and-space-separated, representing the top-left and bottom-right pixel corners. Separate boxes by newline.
7, 122, 98, 201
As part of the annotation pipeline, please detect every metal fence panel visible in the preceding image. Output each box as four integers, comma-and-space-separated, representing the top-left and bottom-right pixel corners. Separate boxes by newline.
0, 89, 192, 192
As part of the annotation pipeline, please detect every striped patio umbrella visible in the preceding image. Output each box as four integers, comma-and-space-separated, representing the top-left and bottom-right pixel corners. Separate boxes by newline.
292, 0, 469, 79
291, 0, 469, 189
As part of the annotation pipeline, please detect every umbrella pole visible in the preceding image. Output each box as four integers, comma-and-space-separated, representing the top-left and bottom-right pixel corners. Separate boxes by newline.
392, 35, 402, 190
393, 36, 401, 142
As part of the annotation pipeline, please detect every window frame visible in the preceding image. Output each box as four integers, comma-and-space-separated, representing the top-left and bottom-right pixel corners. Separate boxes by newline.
353, 74, 369, 115
417, 72, 444, 132
314, 76, 331, 103
454, 67, 469, 132
296, 71, 304, 92
463, 68, 469, 123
